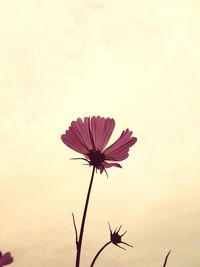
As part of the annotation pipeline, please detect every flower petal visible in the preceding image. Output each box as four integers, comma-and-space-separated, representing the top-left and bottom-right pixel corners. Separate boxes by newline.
98, 161, 122, 173
90, 116, 115, 151
104, 129, 137, 161
0, 252, 13, 266
61, 117, 94, 155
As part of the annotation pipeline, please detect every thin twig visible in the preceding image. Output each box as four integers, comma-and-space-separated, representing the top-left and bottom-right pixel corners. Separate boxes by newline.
90, 241, 111, 267
71, 212, 78, 249
163, 250, 171, 267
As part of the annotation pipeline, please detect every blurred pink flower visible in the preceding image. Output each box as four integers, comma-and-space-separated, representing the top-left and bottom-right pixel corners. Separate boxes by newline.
0, 252, 14, 267
61, 116, 137, 173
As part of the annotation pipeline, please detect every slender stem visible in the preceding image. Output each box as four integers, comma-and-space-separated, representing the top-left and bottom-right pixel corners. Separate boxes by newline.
72, 213, 78, 249
163, 250, 171, 267
90, 241, 111, 267
75, 166, 96, 267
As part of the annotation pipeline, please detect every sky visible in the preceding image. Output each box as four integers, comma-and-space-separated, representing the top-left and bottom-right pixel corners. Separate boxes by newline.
0, 1, 200, 267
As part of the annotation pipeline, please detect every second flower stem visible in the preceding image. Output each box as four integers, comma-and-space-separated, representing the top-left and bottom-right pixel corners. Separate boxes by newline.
75, 166, 96, 267
90, 241, 111, 267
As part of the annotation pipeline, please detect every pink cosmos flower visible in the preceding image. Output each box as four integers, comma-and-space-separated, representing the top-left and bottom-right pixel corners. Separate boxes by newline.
0, 252, 14, 267
61, 116, 137, 173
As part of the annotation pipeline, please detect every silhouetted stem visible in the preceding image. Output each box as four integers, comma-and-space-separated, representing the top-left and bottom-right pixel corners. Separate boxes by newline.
90, 241, 112, 267
72, 213, 78, 249
163, 250, 171, 267
75, 166, 96, 267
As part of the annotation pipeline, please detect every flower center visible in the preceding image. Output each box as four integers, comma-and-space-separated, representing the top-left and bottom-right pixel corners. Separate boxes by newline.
88, 150, 105, 167
111, 233, 122, 244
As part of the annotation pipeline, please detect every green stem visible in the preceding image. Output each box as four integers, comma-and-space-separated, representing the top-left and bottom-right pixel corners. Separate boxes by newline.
90, 241, 111, 267
75, 166, 96, 267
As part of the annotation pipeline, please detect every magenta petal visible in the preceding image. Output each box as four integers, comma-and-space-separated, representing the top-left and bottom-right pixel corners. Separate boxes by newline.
103, 161, 122, 169
61, 117, 94, 155
90, 116, 115, 151
104, 129, 137, 161
0, 252, 13, 266
98, 161, 122, 173
61, 133, 87, 154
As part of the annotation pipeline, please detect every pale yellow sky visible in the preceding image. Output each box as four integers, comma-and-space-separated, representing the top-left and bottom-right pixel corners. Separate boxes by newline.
0, 1, 200, 267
